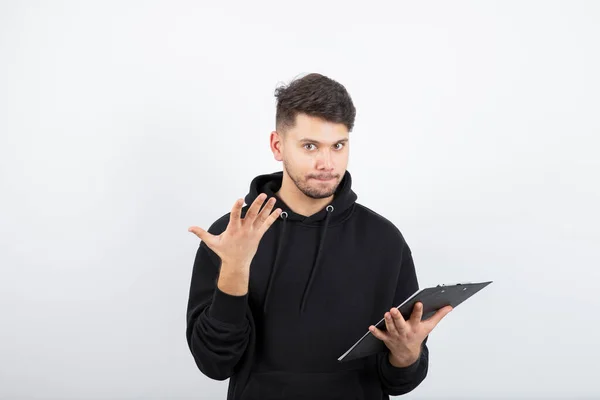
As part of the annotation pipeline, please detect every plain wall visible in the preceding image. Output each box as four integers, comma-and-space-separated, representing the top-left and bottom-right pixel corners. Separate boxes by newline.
1, 1, 599, 399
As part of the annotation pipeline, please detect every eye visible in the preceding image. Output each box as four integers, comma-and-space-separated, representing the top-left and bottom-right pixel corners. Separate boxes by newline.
334, 143, 345, 150
304, 143, 316, 151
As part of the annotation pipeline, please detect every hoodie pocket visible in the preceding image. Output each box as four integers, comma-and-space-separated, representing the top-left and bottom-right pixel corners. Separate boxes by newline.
239, 369, 365, 400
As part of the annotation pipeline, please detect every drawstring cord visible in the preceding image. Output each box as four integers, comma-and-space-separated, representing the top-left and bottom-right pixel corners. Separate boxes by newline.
263, 211, 288, 314
299, 205, 334, 314
262, 205, 335, 314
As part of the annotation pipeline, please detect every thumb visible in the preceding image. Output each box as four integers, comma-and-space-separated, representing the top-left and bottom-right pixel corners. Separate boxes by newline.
188, 226, 214, 244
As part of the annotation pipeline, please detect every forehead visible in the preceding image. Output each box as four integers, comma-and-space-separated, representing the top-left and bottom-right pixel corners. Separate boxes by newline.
286, 113, 349, 142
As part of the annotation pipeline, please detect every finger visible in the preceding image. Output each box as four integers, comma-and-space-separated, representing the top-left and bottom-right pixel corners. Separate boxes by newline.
257, 207, 282, 235
384, 311, 399, 337
390, 308, 409, 333
424, 305, 453, 330
369, 325, 389, 342
228, 198, 244, 229
254, 197, 276, 227
409, 302, 424, 325
244, 193, 268, 224
188, 226, 215, 245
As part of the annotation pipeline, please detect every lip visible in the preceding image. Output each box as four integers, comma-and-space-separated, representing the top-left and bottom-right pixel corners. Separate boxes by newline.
312, 177, 336, 181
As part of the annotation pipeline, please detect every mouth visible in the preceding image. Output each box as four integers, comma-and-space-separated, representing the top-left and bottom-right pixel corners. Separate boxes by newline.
311, 176, 337, 182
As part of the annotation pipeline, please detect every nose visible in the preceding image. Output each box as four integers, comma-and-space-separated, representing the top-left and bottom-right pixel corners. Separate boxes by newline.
316, 149, 334, 170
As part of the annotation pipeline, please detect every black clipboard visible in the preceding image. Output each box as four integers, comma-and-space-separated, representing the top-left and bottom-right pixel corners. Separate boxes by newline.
338, 281, 492, 362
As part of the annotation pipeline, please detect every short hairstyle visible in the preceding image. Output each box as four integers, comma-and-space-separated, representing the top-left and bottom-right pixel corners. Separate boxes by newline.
274, 73, 356, 133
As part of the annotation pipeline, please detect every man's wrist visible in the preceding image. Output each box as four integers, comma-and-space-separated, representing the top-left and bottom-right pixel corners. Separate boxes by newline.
388, 349, 420, 368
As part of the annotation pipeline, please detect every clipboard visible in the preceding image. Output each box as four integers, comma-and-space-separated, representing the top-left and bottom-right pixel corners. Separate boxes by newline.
338, 281, 492, 362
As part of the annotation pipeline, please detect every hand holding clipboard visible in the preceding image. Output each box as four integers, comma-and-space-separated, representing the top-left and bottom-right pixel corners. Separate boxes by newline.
338, 281, 493, 363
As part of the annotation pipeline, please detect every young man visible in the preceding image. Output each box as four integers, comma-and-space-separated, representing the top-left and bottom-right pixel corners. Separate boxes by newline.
186, 73, 452, 400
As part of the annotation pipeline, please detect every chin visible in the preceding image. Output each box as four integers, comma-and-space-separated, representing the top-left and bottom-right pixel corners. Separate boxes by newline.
305, 191, 335, 200
305, 181, 339, 199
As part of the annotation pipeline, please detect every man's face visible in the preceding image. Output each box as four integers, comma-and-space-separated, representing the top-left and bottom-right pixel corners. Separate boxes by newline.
272, 113, 350, 199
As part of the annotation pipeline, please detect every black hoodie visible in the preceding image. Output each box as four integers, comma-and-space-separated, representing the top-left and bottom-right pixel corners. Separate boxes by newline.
186, 170, 429, 400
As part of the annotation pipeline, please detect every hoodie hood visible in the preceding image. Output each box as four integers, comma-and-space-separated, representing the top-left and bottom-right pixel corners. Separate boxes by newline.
244, 170, 358, 314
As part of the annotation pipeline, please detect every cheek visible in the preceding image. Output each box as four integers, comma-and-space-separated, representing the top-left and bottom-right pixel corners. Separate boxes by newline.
336, 151, 349, 165
292, 152, 316, 165
284, 152, 312, 173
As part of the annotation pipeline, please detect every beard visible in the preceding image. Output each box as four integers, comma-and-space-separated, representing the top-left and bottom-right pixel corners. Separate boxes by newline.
283, 159, 341, 199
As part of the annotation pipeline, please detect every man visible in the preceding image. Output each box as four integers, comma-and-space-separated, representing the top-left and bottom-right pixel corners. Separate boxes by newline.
186, 73, 452, 400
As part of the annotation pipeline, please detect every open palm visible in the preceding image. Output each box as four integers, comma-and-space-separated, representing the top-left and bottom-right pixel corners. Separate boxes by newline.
188, 193, 281, 265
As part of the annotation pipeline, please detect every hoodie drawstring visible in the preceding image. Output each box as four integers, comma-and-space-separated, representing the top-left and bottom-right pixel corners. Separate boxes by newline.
263, 211, 288, 314
262, 205, 334, 314
300, 205, 333, 314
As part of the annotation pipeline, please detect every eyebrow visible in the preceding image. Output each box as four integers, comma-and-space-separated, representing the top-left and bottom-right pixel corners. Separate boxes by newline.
298, 138, 349, 144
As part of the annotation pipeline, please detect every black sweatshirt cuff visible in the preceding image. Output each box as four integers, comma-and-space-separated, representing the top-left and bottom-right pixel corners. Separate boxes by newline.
382, 351, 421, 376
208, 286, 248, 325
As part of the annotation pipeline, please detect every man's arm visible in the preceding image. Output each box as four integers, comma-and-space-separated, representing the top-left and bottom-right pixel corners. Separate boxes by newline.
186, 195, 281, 381
376, 242, 430, 395
185, 235, 252, 381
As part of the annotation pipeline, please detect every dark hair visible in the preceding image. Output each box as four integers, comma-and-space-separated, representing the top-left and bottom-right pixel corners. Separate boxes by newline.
274, 73, 356, 133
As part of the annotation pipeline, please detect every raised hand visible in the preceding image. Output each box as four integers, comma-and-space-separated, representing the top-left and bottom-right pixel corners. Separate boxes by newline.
369, 302, 453, 367
188, 193, 282, 266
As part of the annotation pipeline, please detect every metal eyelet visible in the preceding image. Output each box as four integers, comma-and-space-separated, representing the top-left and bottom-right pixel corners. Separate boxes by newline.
280, 211, 288, 219
326, 205, 334, 212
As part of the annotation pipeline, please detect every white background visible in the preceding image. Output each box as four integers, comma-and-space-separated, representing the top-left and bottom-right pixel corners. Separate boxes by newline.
1, 1, 599, 399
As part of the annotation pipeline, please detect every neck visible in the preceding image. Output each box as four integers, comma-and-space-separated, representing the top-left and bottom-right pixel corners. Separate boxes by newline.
276, 173, 333, 217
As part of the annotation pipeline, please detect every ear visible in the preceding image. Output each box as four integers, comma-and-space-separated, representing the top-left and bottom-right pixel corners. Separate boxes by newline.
270, 131, 284, 162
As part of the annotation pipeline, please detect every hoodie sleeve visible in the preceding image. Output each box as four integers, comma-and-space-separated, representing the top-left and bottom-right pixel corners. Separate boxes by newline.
185, 221, 252, 381
377, 242, 430, 395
